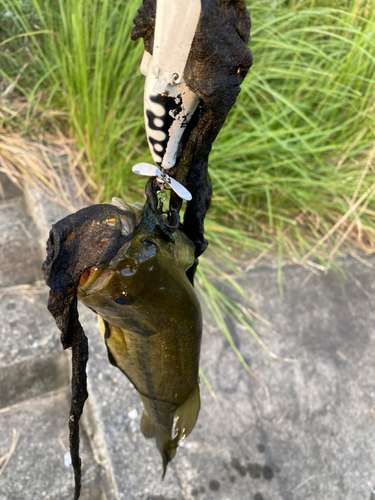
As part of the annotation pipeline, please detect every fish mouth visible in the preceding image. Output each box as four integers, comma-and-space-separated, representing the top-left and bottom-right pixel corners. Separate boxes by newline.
77, 264, 110, 294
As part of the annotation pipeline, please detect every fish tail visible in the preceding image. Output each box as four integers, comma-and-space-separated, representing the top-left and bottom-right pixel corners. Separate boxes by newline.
140, 384, 200, 477
141, 409, 177, 477
161, 446, 177, 479
162, 384, 200, 476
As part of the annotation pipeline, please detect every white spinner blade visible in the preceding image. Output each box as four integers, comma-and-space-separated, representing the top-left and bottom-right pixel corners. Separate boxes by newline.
132, 163, 158, 177
132, 163, 192, 201
167, 175, 192, 201
153, 0, 201, 91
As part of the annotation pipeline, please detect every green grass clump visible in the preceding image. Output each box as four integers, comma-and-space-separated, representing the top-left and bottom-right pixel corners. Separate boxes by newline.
209, 0, 375, 274
1, 0, 147, 198
1, 0, 375, 382
1, 0, 374, 265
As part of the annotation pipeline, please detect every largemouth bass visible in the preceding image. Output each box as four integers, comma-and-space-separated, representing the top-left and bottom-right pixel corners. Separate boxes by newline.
77, 198, 202, 472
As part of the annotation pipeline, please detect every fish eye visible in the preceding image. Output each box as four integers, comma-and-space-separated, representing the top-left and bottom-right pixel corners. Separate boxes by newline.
142, 239, 158, 248
113, 296, 128, 305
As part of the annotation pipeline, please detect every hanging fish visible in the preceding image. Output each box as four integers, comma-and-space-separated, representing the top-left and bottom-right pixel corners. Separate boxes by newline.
77, 198, 202, 474
42, 198, 202, 497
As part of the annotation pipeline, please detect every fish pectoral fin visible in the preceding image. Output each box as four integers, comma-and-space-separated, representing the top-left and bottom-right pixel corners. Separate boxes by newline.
98, 316, 128, 369
175, 383, 200, 442
98, 315, 107, 341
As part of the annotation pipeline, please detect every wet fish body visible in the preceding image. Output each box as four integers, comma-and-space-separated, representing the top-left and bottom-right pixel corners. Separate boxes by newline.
77, 200, 202, 471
